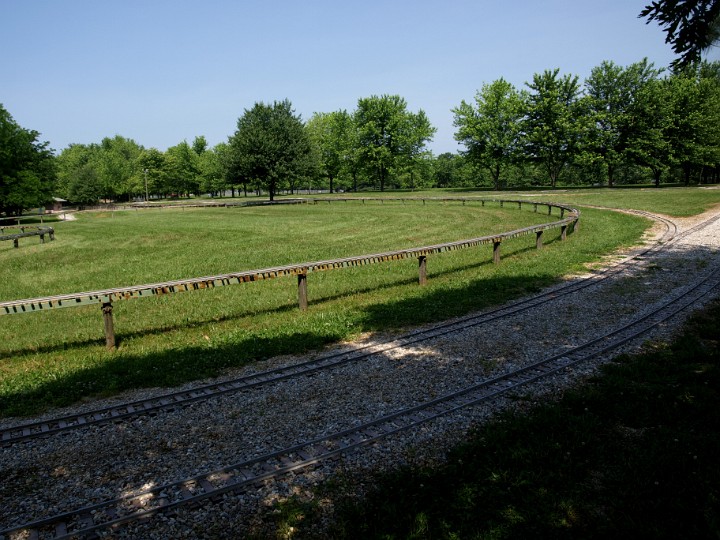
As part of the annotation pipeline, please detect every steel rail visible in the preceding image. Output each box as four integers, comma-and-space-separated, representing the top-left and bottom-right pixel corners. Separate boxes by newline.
4, 259, 718, 540
0, 208, 689, 447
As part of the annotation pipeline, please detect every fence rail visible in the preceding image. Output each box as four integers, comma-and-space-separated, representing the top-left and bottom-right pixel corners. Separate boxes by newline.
0, 225, 55, 248
0, 198, 579, 349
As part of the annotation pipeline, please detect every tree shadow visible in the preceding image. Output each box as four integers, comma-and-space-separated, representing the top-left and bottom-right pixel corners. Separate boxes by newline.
0, 232, 560, 361
0, 270, 562, 418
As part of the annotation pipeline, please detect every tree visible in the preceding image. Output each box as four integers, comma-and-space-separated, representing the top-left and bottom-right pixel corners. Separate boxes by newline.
166, 141, 200, 196
198, 143, 230, 197
641, 0, 720, 68
626, 76, 676, 187
453, 78, 526, 190
227, 100, 313, 201
307, 110, 354, 193
0, 104, 56, 215
135, 148, 170, 199
523, 69, 583, 188
581, 59, 662, 186
664, 62, 720, 184
354, 95, 435, 191
96, 135, 143, 200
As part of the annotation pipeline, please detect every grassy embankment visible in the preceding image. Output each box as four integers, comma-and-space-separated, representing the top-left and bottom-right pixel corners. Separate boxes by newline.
0, 189, 718, 417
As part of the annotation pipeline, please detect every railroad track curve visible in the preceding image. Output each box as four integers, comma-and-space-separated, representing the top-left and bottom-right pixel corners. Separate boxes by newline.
0, 211, 680, 447
2, 210, 719, 539
2, 208, 710, 448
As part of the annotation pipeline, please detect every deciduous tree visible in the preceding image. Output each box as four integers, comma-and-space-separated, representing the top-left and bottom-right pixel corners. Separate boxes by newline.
0, 104, 56, 215
641, 0, 720, 68
453, 78, 526, 190
354, 95, 435, 191
523, 70, 583, 188
227, 100, 313, 201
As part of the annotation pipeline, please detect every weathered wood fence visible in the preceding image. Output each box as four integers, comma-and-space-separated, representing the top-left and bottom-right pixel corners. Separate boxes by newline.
0, 198, 579, 349
0, 225, 55, 248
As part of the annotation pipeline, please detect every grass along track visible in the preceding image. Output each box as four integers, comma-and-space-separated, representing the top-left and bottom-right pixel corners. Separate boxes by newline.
0, 208, 678, 445
0, 199, 647, 417
3, 210, 719, 539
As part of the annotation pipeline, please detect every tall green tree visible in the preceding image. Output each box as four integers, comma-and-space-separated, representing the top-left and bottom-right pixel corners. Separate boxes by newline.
57, 143, 104, 204
581, 59, 662, 187
96, 135, 144, 200
165, 141, 200, 196
307, 110, 355, 193
227, 100, 313, 201
198, 142, 230, 197
453, 78, 526, 190
664, 62, 720, 184
135, 148, 169, 199
354, 95, 435, 191
523, 69, 583, 188
0, 104, 56, 215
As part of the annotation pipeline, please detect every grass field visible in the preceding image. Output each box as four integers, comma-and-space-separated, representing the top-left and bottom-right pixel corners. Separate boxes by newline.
0, 189, 709, 417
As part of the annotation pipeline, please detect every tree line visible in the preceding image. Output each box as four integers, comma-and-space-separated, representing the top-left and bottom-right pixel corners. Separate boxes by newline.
1, 59, 720, 213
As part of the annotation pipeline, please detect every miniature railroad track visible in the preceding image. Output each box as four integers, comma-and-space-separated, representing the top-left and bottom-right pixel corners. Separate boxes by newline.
3, 246, 719, 539
1, 209, 701, 448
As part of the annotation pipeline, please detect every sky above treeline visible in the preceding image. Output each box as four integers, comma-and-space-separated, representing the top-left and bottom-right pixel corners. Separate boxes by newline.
2, 0, 718, 156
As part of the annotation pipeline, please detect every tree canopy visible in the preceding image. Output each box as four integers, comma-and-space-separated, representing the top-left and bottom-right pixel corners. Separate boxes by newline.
453, 78, 526, 190
227, 100, 314, 200
0, 104, 56, 216
355, 95, 435, 191
641, 0, 720, 68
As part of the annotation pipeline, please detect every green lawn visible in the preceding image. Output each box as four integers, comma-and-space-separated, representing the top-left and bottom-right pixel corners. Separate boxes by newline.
0, 194, 669, 416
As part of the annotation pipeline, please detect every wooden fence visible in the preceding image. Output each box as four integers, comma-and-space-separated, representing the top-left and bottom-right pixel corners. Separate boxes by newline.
0, 198, 579, 349
0, 225, 55, 248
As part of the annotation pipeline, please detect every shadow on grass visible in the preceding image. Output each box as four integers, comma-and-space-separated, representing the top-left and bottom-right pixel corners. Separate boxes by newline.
322, 298, 720, 540
0, 233, 560, 361
0, 272, 560, 417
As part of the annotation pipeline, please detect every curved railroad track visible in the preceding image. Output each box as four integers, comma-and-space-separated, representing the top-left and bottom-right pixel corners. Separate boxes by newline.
0, 209, 699, 448
2, 210, 719, 539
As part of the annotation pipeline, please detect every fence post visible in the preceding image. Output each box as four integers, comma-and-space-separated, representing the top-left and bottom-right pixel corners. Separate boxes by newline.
13, 238, 19, 248
561, 225, 568, 241
536, 230, 543, 249
298, 272, 308, 311
548, 205, 552, 215
533, 203, 538, 213
102, 302, 116, 350
418, 255, 428, 286
573, 218, 580, 233
493, 240, 501, 264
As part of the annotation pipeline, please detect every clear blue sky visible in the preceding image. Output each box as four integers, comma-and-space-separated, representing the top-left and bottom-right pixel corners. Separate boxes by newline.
2, 0, 717, 156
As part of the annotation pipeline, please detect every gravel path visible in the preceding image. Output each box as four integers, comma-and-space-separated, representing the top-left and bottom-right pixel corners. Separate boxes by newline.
1, 205, 719, 539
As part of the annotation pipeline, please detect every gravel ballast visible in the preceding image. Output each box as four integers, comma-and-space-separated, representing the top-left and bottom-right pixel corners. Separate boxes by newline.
1, 206, 719, 539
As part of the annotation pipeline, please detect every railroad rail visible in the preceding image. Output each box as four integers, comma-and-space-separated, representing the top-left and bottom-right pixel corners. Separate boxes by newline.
0, 198, 579, 349
3, 208, 705, 448
0, 225, 55, 248
2, 244, 718, 539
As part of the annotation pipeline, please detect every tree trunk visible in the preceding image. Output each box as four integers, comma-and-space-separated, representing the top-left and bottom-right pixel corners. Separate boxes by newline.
653, 168, 661, 188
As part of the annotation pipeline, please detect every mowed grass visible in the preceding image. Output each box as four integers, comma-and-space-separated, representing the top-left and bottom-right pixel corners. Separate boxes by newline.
0, 199, 649, 417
